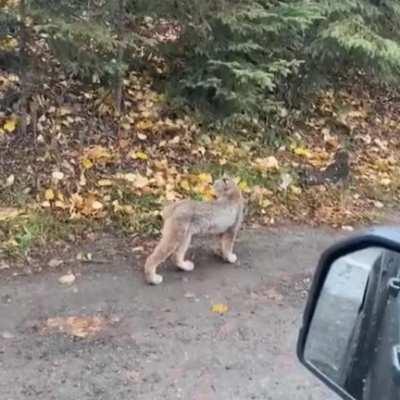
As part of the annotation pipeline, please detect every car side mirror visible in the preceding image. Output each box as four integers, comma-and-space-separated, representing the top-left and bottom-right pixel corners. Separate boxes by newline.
297, 228, 400, 400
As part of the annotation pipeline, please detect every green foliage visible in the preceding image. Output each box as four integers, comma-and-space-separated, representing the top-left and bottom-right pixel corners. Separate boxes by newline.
28, 1, 120, 83
0, 9, 18, 37
167, 0, 400, 125
2, 0, 400, 128
313, 16, 400, 75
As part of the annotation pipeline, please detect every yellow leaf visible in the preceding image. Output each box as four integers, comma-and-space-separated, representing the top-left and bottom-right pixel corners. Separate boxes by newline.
136, 120, 153, 130
211, 303, 229, 314
254, 156, 279, 172
293, 146, 312, 158
201, 188, 215, 201
45, 189, 55, 201
129, 151, 148, 161
197, 173, 213, 184
59, 106, 72, 116
3, 117, 17, 133
0, 207, 22, 221
84, 146, 112, 163
260, 198, 272, 208
97, 179, 113, 187
290, 185, 302, 195
238, 180, 250, 193
179, 179, 191, 192
82, 158, 93, 169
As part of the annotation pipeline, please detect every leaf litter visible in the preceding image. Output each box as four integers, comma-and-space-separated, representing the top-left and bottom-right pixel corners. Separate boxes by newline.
1, 62, 400, 262
40, 315, 108, 338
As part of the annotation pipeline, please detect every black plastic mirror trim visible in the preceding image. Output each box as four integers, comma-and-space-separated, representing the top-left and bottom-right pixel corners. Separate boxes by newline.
297, 227, 400, 400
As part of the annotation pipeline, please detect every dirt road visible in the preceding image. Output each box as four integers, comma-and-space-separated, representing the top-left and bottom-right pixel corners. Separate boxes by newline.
0, 227, 343, 400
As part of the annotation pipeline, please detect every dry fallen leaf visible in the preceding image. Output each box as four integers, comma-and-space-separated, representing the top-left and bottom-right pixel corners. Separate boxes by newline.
211, 303, 229, 314
41, 316, 107, 338
77, 196, 105, 216
115, 173, 149, 189
52, 171, 64, 182
342, 225, 354, 232
58, 106, 72, 116
76, 252, 93, 261
48, 258, 63, 268
1, 331, 15, 339
54, 200, 67, 209
264, 287, 284, 302
238, 180, 250, 193
380, 178, 391, 186
0, 261, 10, 270
279, 173, 293, 191
5, 174, 15, 187
82, 158, 93, 169
58, 272, 76, 285
254, 156, 279, 172
293, 146, 312, 158
97, 179, 113, 187
135, 174, 150, 189
169, 135, 180, 145
197, 173, 213, 184
373, 201, 384, 209
91, 200, 104, 210
129, 151, 148, 161
0, 207, 23, 221
84, 145, 112, 162
45, 188, 55, 201
290, 185, 302, 195
3, 117, 17, 133
179, 179, 191, 192
136, 120, 153, 131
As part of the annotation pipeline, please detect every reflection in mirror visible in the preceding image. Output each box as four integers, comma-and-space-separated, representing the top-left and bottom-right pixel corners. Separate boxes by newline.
304, 247, 400, 400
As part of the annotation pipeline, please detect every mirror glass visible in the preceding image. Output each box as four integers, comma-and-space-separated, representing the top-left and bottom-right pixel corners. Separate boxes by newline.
304, 247, 400, 400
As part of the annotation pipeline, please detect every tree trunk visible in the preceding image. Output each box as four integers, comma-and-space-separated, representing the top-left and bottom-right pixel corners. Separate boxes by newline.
114, 0, 126, 115
19, 0, 29, 137
30, 96, 38, 148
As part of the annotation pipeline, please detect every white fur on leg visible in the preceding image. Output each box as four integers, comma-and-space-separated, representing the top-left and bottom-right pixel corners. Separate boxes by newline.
177, 260, 194, 271
147, 273, 163, 285
225, 253, 237, 263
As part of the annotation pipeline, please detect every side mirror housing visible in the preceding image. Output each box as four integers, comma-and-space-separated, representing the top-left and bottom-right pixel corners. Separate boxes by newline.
297, 227, 400, 400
